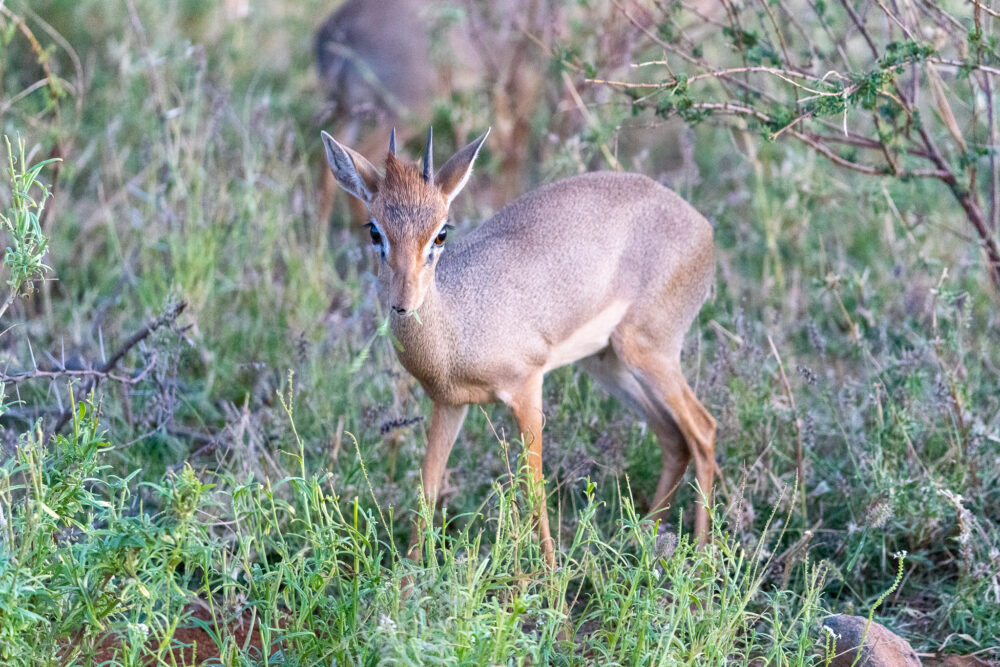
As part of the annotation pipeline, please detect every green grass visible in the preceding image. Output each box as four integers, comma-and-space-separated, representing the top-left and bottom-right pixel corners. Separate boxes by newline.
2, 401, 832, 665
1, 0, 998, 664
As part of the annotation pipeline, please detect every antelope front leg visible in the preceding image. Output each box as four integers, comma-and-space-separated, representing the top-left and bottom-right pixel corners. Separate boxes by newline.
510, 374, 555, 567
407, 402, 468, 561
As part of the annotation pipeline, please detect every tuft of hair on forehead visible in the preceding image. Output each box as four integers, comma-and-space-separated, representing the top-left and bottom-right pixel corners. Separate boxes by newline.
381, 153, 445, 209
371, 153, 449, 234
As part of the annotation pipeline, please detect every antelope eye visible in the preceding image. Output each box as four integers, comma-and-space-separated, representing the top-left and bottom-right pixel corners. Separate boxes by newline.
434, 228, 447, 246
369, 225, 382, 246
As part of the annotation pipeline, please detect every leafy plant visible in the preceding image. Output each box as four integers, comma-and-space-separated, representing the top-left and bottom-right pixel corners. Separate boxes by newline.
0, 135, 57, 320
594, 0, 1000, 289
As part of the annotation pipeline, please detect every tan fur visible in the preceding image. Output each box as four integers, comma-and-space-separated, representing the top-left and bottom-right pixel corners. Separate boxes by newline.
376, 155, 448, 228
323, 132, 717, 566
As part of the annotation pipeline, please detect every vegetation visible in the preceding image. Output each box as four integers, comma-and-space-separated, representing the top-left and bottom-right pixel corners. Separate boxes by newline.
0, 0, 997, 664
593, 0, 1000, 288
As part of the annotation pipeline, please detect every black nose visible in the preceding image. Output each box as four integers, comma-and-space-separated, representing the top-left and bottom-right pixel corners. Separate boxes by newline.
392, 305, 407, 314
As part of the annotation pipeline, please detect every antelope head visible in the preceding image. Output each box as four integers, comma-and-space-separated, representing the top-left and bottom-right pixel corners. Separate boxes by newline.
322, 127, 490, 314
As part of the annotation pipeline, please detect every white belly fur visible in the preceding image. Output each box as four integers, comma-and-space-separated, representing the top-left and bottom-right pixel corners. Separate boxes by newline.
542, 301, 629, 373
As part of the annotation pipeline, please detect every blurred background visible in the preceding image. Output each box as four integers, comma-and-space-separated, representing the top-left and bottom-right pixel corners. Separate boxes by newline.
1, 0, 999, 662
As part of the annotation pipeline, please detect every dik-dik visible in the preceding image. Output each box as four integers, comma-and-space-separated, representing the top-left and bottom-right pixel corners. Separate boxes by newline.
321, 128, 716, 565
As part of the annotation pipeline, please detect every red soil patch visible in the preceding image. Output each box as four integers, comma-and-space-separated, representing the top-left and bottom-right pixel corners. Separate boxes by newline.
922, 656, 997, 667
92, 605, 282, 664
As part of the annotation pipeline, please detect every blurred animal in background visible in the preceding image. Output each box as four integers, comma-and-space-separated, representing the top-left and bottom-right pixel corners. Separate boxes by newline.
314, 0, 556, 223
315, 0, 469, 223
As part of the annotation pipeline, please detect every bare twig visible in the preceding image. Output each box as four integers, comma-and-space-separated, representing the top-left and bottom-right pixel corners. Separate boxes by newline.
49, 301, 187, 435
1, 357, 157, 386
987, 75, 999, 232
929, 59, 1000, 77
838, 0, 880, 58
968, 0, 1000, 19
674, 101, 950, 179
593, 65, 841, 89
0, 292, 17, 323
609, 0, 781, 105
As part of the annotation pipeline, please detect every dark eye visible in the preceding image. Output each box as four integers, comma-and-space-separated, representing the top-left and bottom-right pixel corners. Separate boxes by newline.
368, 225, 382, 246
434, 228, 448, 246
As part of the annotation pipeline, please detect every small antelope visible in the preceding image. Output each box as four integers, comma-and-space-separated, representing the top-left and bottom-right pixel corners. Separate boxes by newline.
321, 128, 717, 564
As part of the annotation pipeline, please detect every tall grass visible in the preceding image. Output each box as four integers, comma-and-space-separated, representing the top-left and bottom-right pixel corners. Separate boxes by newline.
0, 398, 833, 665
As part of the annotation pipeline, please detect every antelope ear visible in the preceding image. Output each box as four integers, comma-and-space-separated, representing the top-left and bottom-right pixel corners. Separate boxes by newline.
321, 131, 380, 205
436, 128, 490, 206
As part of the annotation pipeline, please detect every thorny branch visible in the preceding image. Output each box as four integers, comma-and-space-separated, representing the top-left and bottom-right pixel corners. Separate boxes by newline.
1, 358, 157, 386
47, 300, 187, 435
596, 0, 1000, 289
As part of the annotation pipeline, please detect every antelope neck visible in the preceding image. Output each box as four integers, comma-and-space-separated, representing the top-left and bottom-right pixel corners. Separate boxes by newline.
389, 279, 455, 390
